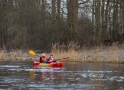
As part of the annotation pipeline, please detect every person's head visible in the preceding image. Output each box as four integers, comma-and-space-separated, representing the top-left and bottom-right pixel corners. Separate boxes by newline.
41, 53, 45, 57
50, 54, 53, 57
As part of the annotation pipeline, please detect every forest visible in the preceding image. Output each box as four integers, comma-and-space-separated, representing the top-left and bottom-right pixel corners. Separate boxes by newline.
0, 0, 124, 51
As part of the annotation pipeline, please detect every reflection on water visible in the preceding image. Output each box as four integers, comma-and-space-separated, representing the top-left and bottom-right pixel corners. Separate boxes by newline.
29, 67, 65, 83
0, 61, 124, 90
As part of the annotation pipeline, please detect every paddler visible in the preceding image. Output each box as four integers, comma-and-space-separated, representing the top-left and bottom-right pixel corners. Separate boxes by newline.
40, 53, 48, 63
47, 54, 56, 62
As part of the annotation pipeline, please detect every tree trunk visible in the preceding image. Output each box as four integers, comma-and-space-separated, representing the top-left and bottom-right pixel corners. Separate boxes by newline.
120, 0, 124, 41
94, 0, 101, 44
52, 0, 56, 20
104, 0, 109, 39
67, 0, 78, 31
101, 0, 105, 41
0, 0, 7, 48
57, 0, 61, 18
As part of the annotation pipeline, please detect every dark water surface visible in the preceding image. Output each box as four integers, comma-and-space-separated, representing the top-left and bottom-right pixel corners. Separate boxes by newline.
0, 61, 124, 90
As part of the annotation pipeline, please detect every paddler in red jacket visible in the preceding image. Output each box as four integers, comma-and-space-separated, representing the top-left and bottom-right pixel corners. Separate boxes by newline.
40, 53, 48, 63
47, 54, 56, 62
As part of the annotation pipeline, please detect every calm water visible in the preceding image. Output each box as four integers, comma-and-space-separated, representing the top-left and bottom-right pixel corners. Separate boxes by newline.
0, 61, 124, 90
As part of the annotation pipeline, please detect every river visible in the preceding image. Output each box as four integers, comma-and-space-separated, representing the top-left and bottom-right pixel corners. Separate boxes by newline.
0, 61, 124, 90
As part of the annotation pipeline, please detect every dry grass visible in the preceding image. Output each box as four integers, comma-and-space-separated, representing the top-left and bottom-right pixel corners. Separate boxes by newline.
10, 51, 18, 60
51, 42, 82, 61
105, 45, 119, 63
0, 50, 8, 60
0, 50, 35, 61
0, 43, 124, 64
85, 44, 124, 63
50, 42, 124, 64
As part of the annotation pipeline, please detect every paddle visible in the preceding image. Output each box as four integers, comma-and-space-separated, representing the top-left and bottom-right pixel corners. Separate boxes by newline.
29, 50, 69, 61
29, 50, 41, 57
56, 57, 69, 60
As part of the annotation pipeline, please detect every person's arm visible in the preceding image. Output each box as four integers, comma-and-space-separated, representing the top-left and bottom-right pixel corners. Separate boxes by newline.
47, 57, 50, 61
40, 57, 42, 63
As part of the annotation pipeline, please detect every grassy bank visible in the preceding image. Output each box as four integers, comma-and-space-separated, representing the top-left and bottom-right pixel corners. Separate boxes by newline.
50, 42, 124, 64
0, 50, 37, 61
0, 43, 124, 64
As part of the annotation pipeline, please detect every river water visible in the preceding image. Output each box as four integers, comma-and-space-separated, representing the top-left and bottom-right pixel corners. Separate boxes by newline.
0, 61, 124, 90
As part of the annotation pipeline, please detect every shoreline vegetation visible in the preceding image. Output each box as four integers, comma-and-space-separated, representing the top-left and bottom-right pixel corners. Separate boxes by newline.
0, 42, 124, 64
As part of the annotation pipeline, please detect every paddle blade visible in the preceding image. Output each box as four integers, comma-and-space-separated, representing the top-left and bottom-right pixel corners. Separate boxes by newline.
29, 50, 36, 56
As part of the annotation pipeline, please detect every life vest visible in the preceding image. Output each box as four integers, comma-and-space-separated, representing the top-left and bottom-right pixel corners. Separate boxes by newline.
48, 57, 54, 60
47, 57, 55, 62
40, 56, 47, 63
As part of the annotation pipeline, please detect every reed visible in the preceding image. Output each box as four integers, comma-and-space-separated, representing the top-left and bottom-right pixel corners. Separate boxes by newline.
10, 51, 18, 60
0, 43, 124, 64
0, 50, 8, 60
50, 42, 124, 64
51, 42, 82, 61
92, 50, 104, 63
106, 44, 119, 63
90, 44, 123, 63
0, 49, 38, 61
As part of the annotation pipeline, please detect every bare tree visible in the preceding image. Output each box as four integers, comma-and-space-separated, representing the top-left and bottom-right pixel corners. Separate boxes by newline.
57, 0, 61, 18
52, 0, 56, 20
67, 0, 78, 30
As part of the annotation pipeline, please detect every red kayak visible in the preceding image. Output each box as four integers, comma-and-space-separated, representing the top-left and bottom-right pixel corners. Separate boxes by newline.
33, 61, 64, 67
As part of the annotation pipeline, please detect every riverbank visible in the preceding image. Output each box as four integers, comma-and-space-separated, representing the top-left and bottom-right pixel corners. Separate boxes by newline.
0, 50, 35, 61
0, 44, 124, 64
51, 43, 124, 64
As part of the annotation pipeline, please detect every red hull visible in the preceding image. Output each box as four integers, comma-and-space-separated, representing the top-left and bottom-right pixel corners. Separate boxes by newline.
33, 61, 64, 67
